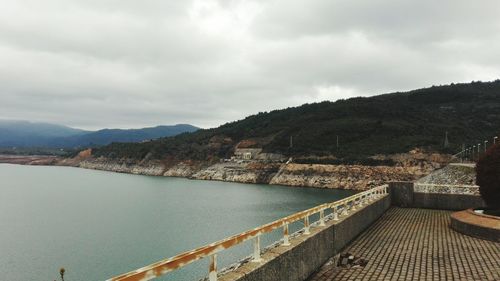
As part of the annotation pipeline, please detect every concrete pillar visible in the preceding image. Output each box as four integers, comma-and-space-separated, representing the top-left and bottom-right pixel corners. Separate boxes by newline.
389, 181, 414, 207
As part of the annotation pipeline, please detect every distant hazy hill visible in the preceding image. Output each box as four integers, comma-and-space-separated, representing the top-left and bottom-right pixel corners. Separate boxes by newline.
56, 125, 199, 147
0, 120, 88, 147
0, 121, 199, 148
94, 80, 500, 161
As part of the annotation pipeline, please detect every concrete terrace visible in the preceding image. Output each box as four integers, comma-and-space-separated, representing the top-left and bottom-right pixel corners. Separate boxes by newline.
308, 208, 500, 281
107, 183, 497, 281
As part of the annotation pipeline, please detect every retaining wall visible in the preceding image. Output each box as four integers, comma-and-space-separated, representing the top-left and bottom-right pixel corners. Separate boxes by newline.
389, 182, 486, 210
220, 195, 391, 281
220, 182, 485, 281
450, 209, 500, 242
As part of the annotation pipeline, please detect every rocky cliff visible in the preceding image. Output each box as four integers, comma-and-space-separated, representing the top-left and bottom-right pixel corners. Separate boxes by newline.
269, 163, 430, 190
191, 161, 281, 183
52, 148, 449, 190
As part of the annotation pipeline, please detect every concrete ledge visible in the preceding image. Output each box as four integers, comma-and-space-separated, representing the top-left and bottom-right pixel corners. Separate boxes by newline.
450, 209, 500, 242
413, 192, 486, 210
219, 195, 391, 281
389, 182, 414, 207
220, 224, 334, 281
389, 182, 486, 210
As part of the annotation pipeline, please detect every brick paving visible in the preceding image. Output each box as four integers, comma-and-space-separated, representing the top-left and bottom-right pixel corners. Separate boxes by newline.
308, 208, 500, 281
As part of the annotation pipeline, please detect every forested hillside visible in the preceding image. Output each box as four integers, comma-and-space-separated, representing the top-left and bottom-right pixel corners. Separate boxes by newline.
94, 81, 500, 161
53, 124, 199, 147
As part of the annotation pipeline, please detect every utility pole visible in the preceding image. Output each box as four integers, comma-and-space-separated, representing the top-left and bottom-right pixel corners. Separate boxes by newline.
461, 143, 465, 162
336, 135, 339, 150
289, 136, 293, 149
444, 131, 449, 148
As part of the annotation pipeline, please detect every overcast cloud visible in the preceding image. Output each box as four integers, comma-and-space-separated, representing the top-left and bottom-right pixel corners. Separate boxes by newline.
1, 0, 499, 130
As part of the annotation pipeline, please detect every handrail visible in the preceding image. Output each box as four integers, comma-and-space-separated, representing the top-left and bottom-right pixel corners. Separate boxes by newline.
414, 182, 479, 195
106, 185, 389, 281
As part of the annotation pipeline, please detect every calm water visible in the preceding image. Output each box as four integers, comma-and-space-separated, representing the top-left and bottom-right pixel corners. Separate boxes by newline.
0, 164, 353, 281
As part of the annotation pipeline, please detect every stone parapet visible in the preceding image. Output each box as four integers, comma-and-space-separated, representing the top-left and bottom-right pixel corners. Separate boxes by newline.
389, 181, 486, 210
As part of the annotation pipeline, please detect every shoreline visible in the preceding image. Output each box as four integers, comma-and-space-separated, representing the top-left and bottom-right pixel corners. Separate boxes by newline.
0, 160, 354, 193
0, 154, 61, 165
0, 154, 448, 191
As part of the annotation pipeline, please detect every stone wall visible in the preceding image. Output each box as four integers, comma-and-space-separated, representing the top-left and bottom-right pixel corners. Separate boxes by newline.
414, 183, 479, 195
416, 163, 476, 185
389, 182, 486, 210
389, 182, 414, 208
412, 193, 486, 210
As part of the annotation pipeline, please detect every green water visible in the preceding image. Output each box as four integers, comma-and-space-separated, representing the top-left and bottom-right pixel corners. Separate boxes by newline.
0, 164, 353, 281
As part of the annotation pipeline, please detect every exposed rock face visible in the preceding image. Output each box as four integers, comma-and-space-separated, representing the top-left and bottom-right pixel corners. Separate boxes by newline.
269, 163, 430, 190
164, 161, 204, 177
372, 149, 452, 170
191, 161, 281, 183
192, 162, 260, 183
50, 149, 450, 190
78, 148, 92, 158
78, 157, 166, 176
58, 148, 93, 166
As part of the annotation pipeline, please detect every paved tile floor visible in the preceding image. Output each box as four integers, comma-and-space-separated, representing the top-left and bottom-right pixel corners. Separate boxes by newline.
308, 208, 500, 281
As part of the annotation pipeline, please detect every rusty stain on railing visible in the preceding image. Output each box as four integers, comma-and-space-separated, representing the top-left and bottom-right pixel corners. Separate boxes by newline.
106, 185, 389, 281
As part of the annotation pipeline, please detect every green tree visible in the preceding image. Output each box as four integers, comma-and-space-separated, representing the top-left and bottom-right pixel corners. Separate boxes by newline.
476, 144, 500, 209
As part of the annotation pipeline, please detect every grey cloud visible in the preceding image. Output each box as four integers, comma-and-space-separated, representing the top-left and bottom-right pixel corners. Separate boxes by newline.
254, 1, 500, 42
0, 0, 499, 130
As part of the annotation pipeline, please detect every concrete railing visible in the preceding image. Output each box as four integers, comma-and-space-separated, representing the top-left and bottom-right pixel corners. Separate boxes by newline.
390, 182, 486, 210
414, 183, 479, 195
106, 185, 389, 281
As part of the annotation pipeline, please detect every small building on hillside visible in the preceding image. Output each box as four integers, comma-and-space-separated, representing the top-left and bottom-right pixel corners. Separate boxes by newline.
234, 148, 262, 160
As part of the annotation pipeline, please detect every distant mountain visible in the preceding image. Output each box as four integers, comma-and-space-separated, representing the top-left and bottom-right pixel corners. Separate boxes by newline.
55, 124, 200, 147
0, 120, 89, 147
94, 80, 500, 161
0, 121, 199, 148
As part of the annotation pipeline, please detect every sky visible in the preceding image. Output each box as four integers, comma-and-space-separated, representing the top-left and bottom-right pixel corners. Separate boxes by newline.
1, 0, 499, 130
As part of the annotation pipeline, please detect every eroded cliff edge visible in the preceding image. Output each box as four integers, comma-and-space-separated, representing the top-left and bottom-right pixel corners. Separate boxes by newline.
55, 148, 451, 190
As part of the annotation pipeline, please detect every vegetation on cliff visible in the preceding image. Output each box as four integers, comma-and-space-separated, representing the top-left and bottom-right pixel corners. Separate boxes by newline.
94, 81, 500, 161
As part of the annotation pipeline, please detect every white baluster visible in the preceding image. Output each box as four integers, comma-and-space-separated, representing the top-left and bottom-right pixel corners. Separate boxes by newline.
209, 254, 217, 281
253, 235, 262, 262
